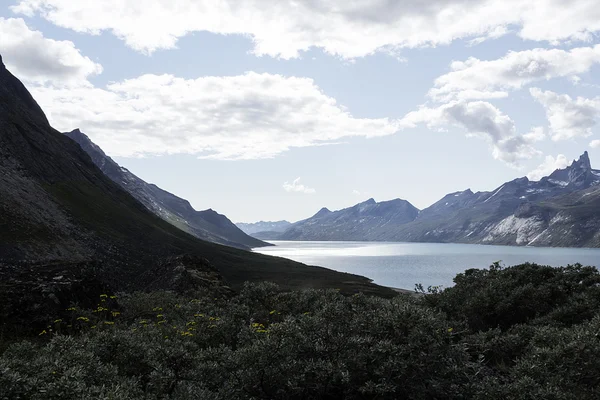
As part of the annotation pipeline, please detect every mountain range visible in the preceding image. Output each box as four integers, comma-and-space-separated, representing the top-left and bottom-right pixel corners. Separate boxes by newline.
0, 53, 393, 334
65, 129, 267, 250
254, 152, 600, 247
236, 220, 292, 235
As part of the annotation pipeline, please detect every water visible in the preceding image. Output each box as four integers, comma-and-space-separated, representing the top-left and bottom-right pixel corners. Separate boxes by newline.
254, 241, 600, 290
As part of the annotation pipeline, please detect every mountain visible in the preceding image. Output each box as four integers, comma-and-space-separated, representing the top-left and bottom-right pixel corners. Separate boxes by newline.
277, 198, 420, 241
236, 220, 292, 235
272, 152, 600, 247
65, 129, 268, 250
0, 54, 394, 333
391, 152, 600, 247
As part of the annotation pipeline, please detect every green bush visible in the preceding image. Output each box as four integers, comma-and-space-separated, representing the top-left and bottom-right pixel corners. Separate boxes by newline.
1, 263, 600, 399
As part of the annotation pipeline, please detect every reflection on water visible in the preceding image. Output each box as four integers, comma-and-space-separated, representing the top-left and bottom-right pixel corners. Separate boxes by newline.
255, 241, 600, 290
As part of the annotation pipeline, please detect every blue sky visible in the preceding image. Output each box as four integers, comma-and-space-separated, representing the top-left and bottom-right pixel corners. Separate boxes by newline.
1, 1, 600, 222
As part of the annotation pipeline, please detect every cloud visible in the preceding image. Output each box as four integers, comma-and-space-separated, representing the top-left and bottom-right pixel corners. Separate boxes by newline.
590, 140, 600, 148
283, 177, 315, 194
429, 45, 600, 102
527, 154, 569, 181
352, 190, 361, 195
401, 101, 540, 167
0, 17, 102, 85
467, 25, 511, 46
11, 0, 600, 59
530, 88, 600, 141
30, 72, 401, 160
523, 126, 546, 143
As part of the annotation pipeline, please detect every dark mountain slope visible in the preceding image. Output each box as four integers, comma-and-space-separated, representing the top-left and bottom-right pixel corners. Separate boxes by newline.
0, 53, 393, 334
65, 129, 268, 250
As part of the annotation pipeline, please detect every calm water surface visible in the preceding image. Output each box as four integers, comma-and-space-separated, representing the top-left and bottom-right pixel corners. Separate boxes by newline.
254, 241, 600, 290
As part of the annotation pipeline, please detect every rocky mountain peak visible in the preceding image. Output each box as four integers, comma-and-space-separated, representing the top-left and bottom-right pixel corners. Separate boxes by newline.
313, 207, 332, 218
573, 151, 591, 171
0, 53, 4, 69
546, 151, 596, 187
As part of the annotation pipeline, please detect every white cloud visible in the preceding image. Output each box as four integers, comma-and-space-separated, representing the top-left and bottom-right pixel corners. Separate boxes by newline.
30, 72, 401, 160
467, 25, 511, 46
283, 177, 315, 194
352, 189, 361, 195
530, 88, 600, 141
11, 0, 600, 59
0, 17, 102, 84
523, 126, 546, 143
527, 154, 569, 181
429, 45, 600, 102
401, 101, 540, 167
590, 140, 600, 148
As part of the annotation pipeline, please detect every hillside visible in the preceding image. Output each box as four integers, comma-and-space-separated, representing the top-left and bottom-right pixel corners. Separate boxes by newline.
0, 53, 395, 335
65, 129, 268, 250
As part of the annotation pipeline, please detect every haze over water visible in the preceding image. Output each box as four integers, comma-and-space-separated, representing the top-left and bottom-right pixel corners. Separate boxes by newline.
255, 241, 600, 290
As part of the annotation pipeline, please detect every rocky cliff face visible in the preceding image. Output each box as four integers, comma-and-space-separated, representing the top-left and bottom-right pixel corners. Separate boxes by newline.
65, 129, 269, 250
396, 153, 600, 247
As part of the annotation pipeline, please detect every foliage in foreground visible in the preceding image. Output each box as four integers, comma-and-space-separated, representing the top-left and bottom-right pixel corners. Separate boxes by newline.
1, 263, 600, 399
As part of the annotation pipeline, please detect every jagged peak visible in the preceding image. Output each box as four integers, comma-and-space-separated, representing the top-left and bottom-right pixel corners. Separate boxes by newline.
572, 151, 591, 170
360, 198, 376, 205
0, 53, 4, 69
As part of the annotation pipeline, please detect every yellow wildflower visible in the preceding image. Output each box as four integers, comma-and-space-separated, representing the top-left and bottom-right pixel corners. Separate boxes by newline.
76, 317, 89, 322
39, 330, 47, 336
100, 294, 108, 298
103, 321, 115, 325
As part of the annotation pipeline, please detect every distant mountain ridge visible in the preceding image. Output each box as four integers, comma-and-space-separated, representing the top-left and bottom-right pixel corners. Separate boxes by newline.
65, 129, 268, 250
262, 198, 419, 241
236, 220, 292, 235
262, 152, 600, 247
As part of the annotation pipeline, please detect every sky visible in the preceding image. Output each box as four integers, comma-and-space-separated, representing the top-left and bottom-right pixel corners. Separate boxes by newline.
1, 1, 600, 223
